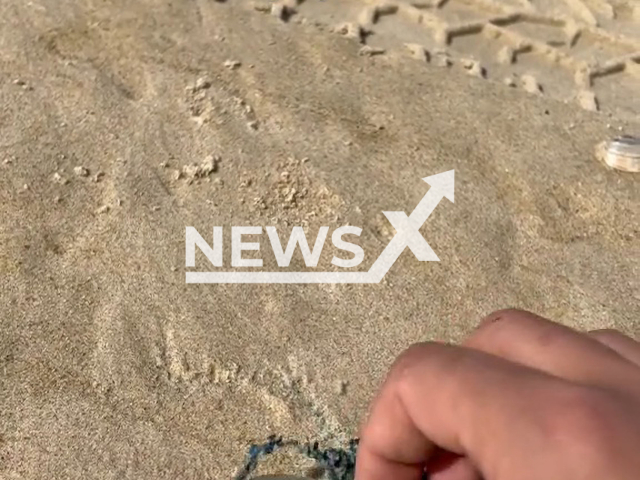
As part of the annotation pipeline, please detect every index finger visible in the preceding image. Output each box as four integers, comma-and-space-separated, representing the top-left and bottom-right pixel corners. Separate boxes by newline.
354, 341, 572, 480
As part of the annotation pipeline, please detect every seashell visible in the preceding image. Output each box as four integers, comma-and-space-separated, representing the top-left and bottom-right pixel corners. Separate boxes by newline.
595, 135, 640, 173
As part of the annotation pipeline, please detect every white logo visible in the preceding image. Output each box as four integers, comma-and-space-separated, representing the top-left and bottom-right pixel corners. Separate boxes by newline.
185, 170, 454, 283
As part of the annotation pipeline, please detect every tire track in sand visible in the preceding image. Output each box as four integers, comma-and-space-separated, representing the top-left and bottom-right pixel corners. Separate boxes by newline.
246, 0, 640, 118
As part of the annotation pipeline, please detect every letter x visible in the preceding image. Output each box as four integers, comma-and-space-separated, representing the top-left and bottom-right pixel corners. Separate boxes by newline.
382, 211, 439, 261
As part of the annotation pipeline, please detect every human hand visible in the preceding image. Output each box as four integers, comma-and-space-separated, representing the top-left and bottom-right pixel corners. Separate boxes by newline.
355, 309, 640, 480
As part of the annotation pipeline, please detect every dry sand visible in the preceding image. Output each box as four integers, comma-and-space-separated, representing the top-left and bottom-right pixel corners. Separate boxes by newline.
1, 0, 639, 478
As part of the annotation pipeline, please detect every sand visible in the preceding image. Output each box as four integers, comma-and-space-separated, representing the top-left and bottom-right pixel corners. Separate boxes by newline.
0, 0, 639, 478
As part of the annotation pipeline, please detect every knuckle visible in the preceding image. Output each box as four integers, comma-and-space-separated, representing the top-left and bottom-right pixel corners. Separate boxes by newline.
468, 309, 530, 346
389, 341, 439, 384
475, 308, 526, 333
391, 342, 431, 372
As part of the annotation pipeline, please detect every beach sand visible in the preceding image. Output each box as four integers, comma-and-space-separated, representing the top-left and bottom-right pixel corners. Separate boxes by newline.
1, 0, 639, 478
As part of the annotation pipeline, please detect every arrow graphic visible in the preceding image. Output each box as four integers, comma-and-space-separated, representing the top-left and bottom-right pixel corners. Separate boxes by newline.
366, 169, 455, 282
186, 170, 455, 283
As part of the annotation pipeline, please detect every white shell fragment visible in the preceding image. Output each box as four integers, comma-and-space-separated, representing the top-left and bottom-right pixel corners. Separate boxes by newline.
596, 136, 640, 173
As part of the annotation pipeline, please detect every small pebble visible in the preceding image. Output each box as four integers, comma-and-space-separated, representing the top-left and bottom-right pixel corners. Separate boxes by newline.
333, 22, 363, 41
180, 155, 219, 181
462, 59, 485, 78
433, 51, 452, 67
521, 74, 542, 94
74, 166, 89, 177
200, 155, 219, 175
404, 43, 430, 62
224, 60, 241, 69
358, 45, 385, 57
183, 164, 200, 179
503, 75, 517, 87
194, 77, 211, 91
285, 188, 297, 204
52, 172, 69, 185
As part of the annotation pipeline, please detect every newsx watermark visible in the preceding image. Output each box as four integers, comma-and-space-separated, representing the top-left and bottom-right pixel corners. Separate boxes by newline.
185, 170, 454, 284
